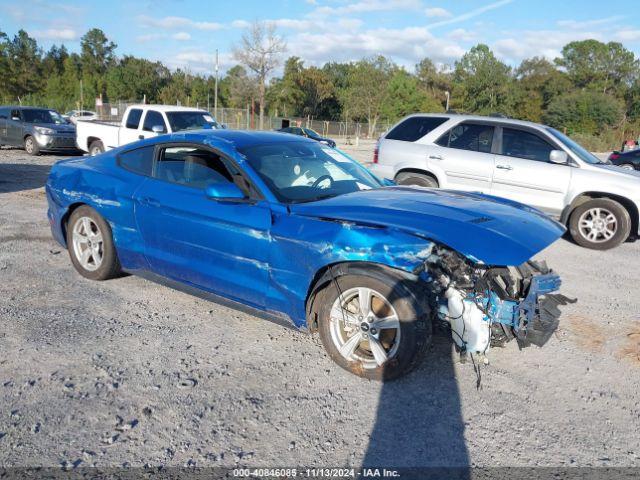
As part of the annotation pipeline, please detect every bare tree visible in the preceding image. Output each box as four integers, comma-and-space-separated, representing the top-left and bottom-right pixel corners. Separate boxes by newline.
233, 21, 286, 130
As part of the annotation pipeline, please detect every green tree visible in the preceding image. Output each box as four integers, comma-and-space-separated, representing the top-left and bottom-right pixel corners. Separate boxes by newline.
106, 56, 170, 102
219, 65, 257, 109
556, 40, 639, 95
341, 56, 394, 136
453, 44, 512, 114
415, 58, 451, 109
267, 57, 305, 116
5, 30, 43, 99
544, 90, 624, 134
382, 69, 440, 121
80, 28, 117, 98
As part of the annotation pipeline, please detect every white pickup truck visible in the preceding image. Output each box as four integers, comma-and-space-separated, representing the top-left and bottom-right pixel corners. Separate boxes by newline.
76, 105, 222, 156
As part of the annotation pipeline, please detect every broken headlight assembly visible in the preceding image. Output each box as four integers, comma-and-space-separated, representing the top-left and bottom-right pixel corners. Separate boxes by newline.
416, 245, 572, 356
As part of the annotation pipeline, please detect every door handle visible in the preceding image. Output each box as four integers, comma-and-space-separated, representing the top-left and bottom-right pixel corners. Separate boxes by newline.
138, 135, 144, 140
140, 196, 160, 207
429, 154, 443, 160
496, 164, 513, 170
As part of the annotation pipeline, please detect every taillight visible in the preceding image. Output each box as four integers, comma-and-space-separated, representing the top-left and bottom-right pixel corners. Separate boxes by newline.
609, 153, 619, 160
373, 143, 379, 164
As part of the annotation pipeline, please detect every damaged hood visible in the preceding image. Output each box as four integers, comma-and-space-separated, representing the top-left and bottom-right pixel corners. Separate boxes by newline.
289, 186, 565, 266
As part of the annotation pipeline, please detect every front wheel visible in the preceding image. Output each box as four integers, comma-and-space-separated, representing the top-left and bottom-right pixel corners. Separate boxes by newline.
89, 140, 104, 156
24, 135, 40, 156
620, 163, 636, 171
315, 269, 431, 381
569, 198, 631, 250
66, 205, 121, 280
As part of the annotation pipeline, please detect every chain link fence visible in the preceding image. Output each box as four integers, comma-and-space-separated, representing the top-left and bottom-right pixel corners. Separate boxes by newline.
95, 100, 390, 139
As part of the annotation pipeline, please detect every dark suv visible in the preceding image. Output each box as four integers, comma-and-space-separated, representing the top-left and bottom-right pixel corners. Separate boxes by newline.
0, 106, 77, 155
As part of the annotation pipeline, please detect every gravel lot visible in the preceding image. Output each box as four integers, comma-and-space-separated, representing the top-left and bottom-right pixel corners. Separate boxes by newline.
1, 146, 639, 469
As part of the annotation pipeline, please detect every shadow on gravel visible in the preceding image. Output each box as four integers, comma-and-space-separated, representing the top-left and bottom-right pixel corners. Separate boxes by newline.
362, 333, 470, 477
0, 163, 52, 194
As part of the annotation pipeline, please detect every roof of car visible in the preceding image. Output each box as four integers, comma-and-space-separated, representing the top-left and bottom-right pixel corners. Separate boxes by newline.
405, 112, 548, 129
0, 105, 57, 110
147, 129, 317, 149
127, 104, 210, 113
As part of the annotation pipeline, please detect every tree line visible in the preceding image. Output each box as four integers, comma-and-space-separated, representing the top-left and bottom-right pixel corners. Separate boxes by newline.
1, 26, 640, 149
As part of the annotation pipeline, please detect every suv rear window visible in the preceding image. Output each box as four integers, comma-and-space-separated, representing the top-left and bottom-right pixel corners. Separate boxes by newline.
386, 116, 448, 142
436, 122, 494, 153
125, 109, 143, 129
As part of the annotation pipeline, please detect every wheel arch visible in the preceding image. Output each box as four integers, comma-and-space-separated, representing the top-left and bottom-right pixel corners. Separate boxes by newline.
395, 168, 440, 186
304, 261, 427, 332
87, 136, 102, 151
60, 202, 89, 246
562, 192, 639, 237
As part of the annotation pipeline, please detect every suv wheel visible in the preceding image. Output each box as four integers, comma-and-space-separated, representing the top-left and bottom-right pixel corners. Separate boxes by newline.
24, 135, 40, 156
395, 171, 438, 188
569, 198, 631, 250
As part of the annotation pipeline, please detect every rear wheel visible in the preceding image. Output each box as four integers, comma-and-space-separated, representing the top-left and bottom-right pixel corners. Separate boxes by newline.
620, 163, 635, 171
315, 269, 431, 381
569, 198, 631, 250
89, 140, 104, 156
395, 171, 438, 188
24, 135, 40, 156
66, 205, 121, 280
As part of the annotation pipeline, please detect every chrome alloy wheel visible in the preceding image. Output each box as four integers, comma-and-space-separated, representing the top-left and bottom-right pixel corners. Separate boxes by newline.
620, 164, 635, 170
25, 137, 34, 154
578, 207, 617, 243
329, 287, 401, 369
72, 216, 104, 271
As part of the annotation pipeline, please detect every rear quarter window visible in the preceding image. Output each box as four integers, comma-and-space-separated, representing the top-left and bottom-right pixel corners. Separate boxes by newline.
118, 145, 155, 176
125, 109, 143, 129
385, 116, 448, 142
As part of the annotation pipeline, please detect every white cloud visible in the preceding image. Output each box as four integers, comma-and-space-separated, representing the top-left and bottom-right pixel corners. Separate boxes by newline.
427, 0, 513, 29
493, 29, 606, 62
614, 30, 640, 42
172, 32, 191, 41
312, 0, 422, 16
231, 19, 251, 29
557, 15, 623, 29
425, 7, 452, 18
32, 28, 78, 41
137, 15, 224, 31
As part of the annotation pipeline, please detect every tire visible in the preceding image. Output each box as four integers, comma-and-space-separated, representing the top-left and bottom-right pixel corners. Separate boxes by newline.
66, 205, 121, 280
395, 171, 438, 188
24, 135, 40, 156
89, 140, 105, 156
314, 268, 431, 381
620, 163, 636, 171
568, 198, 631, 250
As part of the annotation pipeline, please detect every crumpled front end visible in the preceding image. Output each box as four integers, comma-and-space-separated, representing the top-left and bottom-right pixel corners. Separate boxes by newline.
417, 245, 572, 355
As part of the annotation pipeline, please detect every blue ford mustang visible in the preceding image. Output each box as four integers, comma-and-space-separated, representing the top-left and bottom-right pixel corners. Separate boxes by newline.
46, 130, 568, 380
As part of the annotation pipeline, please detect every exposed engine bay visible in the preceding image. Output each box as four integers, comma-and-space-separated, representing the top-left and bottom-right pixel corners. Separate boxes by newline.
415, 245, 572, 356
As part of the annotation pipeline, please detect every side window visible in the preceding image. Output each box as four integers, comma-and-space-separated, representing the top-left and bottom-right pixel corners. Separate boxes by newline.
125, 109, 143, 129
501, 128, 556, 162
142, 111, 167, 132
155, 146, 237, 189
386, 116, 448, 142
10, 109, 21, 120
436, 123, 494, 153
118, 146, 155, 176
0, 108, 7, 119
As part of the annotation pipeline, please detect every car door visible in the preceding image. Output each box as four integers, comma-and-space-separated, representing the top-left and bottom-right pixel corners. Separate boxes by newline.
491, 126, 571, 216
118, 108, 144, 145
429, 121, 497, 193
7, 109, 24, 146
133, 143, 271, 308
0, 108, 8, 142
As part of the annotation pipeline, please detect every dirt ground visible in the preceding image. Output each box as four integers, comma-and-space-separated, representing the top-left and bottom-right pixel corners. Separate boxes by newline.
1, 146, 639, 469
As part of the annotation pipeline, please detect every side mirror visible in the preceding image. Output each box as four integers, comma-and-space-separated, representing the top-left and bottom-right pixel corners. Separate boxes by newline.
152, 125, 166, 134
221, 123, 228, 129
204, 182, 245, 201
549, 150, 568, 164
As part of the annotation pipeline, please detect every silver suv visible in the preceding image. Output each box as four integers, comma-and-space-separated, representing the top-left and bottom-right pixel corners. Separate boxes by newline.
369, 113, 640, 250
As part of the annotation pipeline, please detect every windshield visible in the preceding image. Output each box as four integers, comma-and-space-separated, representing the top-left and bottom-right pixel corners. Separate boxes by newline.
165, 111, 220, 132
303, 128, 321, 139
546, 128, 604, 165
22, 109, 66, 124
239, 141, 382, 203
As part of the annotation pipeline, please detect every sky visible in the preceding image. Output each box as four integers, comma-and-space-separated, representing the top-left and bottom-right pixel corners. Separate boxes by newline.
1, 0, 640, 75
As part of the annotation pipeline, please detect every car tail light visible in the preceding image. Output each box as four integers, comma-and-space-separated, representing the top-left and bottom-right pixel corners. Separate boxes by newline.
373, 142, 379, 164
609, 153, 619, 160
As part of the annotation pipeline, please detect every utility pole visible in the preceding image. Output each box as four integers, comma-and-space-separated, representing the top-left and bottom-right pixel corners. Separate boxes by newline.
214, 49, 219, 119
80, 79, 84, 111
445, 91, 450, 111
